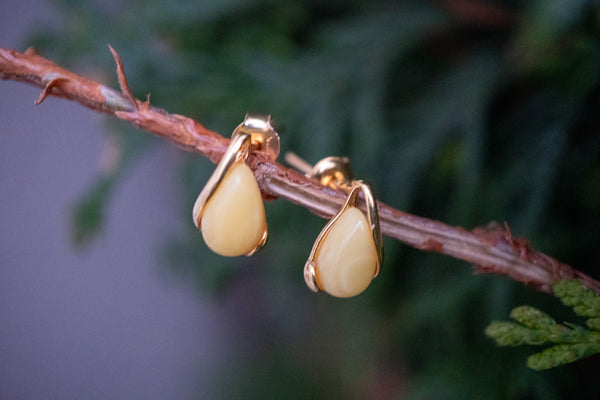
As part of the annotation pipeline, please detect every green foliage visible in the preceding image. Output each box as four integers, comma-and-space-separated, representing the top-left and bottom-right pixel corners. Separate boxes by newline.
554, 279, 600, 330
486, 280, 600, 370
71, 174, 113, 246
26, 0, 600, 398
69, 123, 149, 246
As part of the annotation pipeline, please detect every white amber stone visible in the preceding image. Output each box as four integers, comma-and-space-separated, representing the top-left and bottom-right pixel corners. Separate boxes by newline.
315, 206, 378, 298
201, 163, 266, 257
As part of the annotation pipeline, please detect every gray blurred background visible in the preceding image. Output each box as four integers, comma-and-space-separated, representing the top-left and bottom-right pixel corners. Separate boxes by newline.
1, 1, 231, 398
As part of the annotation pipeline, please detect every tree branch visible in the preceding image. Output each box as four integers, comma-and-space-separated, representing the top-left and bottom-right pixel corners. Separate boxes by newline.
2, 46, 599, 296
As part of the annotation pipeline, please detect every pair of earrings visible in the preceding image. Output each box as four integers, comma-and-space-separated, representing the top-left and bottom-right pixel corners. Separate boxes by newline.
192, 114, 383, 298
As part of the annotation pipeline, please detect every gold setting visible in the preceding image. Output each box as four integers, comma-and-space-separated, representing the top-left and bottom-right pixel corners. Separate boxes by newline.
285, 152, 384, 296
193, 114, 279, 256
309, 156, 354, 190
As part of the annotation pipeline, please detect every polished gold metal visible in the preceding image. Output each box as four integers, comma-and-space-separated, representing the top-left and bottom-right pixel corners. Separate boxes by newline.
285, 153, 352, 188
192, 114, 279, 256
285, 152, 383, 294
310, 156, 354, 190
236, 113, 280, 161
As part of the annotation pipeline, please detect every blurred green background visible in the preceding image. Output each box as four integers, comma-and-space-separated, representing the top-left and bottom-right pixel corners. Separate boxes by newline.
24, 0, 600, 398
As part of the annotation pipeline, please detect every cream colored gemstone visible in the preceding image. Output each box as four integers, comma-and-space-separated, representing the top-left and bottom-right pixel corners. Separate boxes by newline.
315, 206, 378, 298
201, 163, 266, 257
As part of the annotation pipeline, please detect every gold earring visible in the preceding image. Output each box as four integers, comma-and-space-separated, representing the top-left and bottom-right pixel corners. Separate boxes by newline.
285, 153, 383, 298
193, 114, 279, 257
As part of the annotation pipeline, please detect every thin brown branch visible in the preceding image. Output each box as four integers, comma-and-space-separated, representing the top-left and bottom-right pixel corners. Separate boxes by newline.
2, 46, 599, 296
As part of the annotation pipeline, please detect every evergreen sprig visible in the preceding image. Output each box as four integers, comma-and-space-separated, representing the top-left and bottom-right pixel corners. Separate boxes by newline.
485, 280, 600, 370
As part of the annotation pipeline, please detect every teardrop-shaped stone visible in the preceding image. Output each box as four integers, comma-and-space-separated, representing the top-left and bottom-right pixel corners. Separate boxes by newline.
201, 163, 266, 257
315, 206, 378, 298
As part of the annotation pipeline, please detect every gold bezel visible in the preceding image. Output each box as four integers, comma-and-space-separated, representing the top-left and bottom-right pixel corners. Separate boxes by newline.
303, 180, 383, 292
192, 114, 279, 256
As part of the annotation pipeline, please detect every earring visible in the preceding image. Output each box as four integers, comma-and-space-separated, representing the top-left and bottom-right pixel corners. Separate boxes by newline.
285, 153, 383, 298
193, 114, 279, 257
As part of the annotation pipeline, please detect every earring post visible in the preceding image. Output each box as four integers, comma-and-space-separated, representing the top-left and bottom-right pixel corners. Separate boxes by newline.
284, 152, 313, 175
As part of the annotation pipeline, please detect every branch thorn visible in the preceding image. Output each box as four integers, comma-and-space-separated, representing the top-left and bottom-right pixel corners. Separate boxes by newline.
35, 75, 65, 105
108, 44, 138, 110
